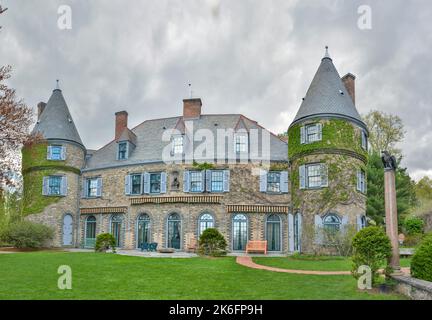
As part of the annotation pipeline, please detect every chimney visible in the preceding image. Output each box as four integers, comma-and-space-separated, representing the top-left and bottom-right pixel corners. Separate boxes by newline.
183, 98, 202, 119
115, 111, 128, 141
37, 102, 46, 120
342, 73, 356, 105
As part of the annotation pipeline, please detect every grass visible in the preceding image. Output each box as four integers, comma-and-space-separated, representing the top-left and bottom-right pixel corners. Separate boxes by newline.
253, 255, 412, 271
0, 252, 406, 300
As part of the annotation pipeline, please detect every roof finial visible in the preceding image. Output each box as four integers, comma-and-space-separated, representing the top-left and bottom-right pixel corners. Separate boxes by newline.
324, 46, 331, 59
56, 79, 60, 90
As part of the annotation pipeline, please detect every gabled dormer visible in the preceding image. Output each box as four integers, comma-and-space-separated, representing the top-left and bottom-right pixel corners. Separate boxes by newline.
234, 116, 249, 154
114, 111, 136, 160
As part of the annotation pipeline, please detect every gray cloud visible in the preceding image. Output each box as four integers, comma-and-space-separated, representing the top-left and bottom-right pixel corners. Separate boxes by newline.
1, 0, 431, 180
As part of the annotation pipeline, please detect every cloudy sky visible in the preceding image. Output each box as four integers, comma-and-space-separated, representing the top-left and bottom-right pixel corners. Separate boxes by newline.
1, 0, 431, 180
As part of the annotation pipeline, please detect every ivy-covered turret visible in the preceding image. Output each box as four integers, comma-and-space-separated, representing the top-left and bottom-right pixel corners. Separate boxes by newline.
288, 48, 368, 253
22, 85, 85, 247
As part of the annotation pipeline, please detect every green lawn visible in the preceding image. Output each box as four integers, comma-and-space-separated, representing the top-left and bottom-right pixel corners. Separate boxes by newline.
0, 252, 405, 300
253, 256, 411, 271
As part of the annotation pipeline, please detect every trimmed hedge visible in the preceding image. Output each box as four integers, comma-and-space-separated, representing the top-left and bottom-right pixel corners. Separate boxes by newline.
95, 233, 116, 253
411, 233, 432, 282
0, 221, 54, 248
403, 216, 424, 236
198, 228, 227, 257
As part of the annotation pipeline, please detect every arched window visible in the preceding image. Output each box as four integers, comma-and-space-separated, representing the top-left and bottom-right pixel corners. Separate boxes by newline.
167, 213, 181, 249
137, 214, 151, 249
111, 215, 123, 247
85, 216, 96, 248
323, 214, 341, 232
232, 214, 248, 251
266, 214, 281, 251
361, 216, 367, 229
198, 213, 214, 236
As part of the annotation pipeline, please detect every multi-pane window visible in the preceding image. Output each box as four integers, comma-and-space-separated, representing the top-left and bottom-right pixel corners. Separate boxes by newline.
210, 171, 224, 192
301, 123, 322, 144
361, 130, 368, 150
235, 134, 248, 153
323, 214, 341, 233
48, 176, 62, 195
131, 174, 142, 195
190, 171, 203, 192
267, 172, 281, 193
50, 146, 62, 160
118, 142, 128, 160
150, 173, 161, 194
172, 136, 184, 154
357, 169, 366, 193
306, 164, 322, 188
199, 213, 214, 236
87, 178, 98, 197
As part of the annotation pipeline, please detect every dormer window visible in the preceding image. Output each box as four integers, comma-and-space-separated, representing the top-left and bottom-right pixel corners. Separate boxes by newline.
118, 142, 128, 160
172, 135, 184, 155
300, 123, 322, 144
47, 145, 66, 160
234, 134, 248, 153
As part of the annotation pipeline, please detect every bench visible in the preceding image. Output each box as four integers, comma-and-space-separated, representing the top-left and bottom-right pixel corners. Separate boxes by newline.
246, 241, 267, 254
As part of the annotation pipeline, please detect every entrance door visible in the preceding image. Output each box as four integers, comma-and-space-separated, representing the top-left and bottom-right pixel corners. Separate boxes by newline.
232, 214, 248, 251
62, 214, 73, 246
266, 214, 281, 251
111, 215, 123, 247
137, 214, 151, 248
167, 213, 181, 249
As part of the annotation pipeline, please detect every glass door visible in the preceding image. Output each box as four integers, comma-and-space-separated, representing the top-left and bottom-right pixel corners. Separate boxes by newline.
232, 214, 248, 251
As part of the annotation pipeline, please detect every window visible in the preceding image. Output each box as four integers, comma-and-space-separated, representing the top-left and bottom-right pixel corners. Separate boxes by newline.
361, 216, 367, 229
85, 216, 97, 248
137, 214, 151, 248
235, 134, 248, 153
49, 176, 62, 195
190, 171, 203, 192
198, 213, 214, 236
111, 215, 123, 247
167, 213, 181, 249
172, 136, 184, 155
118, 142, 128, 160
48, 145, 64, 160
323, 214, 341, 233
210, 171, 224, 192
232, 214, 248, 251
293, 213, 301, 252
357, 169, 366, 193
361, 130, 368, 150
299, 164, 328, 189
267, 172, 281, 193
83, 177, 102, 198
43, 176, 67, 196
266, 215, 281, 251
301, 123, 322, 144
149, 173, 161, 194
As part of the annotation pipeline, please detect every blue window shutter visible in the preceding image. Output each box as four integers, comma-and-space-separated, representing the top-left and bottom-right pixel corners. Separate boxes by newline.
341, 215, 349, 233
298, 213, 302, 252
288, 213, 294, 252
200, 171, 205, 192
299, 165, 306, 189
42, 177, 49, 195
47, 146, 52, 160
82, 179, 87, 198
96, 177, 102, 197
160, 172, 167, 194
280, 171, 289, 193
300, 126, 306, 144
356, 170, 361, 191
143, 172, 150, 194
60, 146, 66, 160
223, 169, 230, 192
317, 123, 323, 141
60, 176, 68, 196
183, 171, 190, 193
205, 170, 212, 192
124, 175, 131, 195
356, 214, 362, 231
314, 215, 324, 244
259, 169, 267, 192
320, 164, 328, 187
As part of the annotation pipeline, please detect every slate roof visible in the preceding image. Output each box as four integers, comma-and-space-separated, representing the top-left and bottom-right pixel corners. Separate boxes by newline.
32, 89, 84, 147
85, 114, 288, 171
290, 52, 367, 130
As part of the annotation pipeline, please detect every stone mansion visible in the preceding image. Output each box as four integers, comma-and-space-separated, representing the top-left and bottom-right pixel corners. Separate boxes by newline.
22, 49, 368, 253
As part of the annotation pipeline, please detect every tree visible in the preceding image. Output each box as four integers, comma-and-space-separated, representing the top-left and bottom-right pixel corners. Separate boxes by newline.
415, 176, 432, 200
366, 152, 417, 226
363, 110, 405, 157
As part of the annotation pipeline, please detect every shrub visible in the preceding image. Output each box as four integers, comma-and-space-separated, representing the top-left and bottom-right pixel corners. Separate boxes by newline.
95, 233, 116, 253
351, 226, 392, 285
403, 216, 424, 236
198, 228, 227, 257
403, 234, 423, 247
0, 221, 54, 248
411, 233, 432, 281
322, 225, 357, 257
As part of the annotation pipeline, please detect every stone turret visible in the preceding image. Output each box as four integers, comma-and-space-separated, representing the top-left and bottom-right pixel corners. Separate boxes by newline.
288, 48, 368, 253
22, 86, 85, 247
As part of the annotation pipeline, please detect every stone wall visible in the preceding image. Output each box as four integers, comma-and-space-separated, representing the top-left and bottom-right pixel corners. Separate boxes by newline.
392, 275, 432, 300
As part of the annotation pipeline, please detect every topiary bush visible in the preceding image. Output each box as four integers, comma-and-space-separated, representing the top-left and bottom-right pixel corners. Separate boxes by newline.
95, 233, 116, 253
403, 216, 424, 236
351, 226, 392, 285
198, 228, 227, 257
411, 233, 432, 281
0, 221, 54, 248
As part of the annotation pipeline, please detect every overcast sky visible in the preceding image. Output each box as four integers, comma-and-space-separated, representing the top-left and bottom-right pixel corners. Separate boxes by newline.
1, 0, 431, 180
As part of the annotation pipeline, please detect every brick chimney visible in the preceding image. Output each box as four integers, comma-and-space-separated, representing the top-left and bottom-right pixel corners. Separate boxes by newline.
183, 98, 202, 119
37, 102, 46, 120
342, 73, 356, 105
115, 111, 128, 141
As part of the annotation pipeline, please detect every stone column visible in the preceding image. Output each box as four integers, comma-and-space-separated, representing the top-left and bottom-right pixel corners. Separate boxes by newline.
384, 168, 401, 273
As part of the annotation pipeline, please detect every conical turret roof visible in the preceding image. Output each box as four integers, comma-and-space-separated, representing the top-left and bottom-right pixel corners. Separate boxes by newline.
290, 49, 366, 130
32, 88, 84, 147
